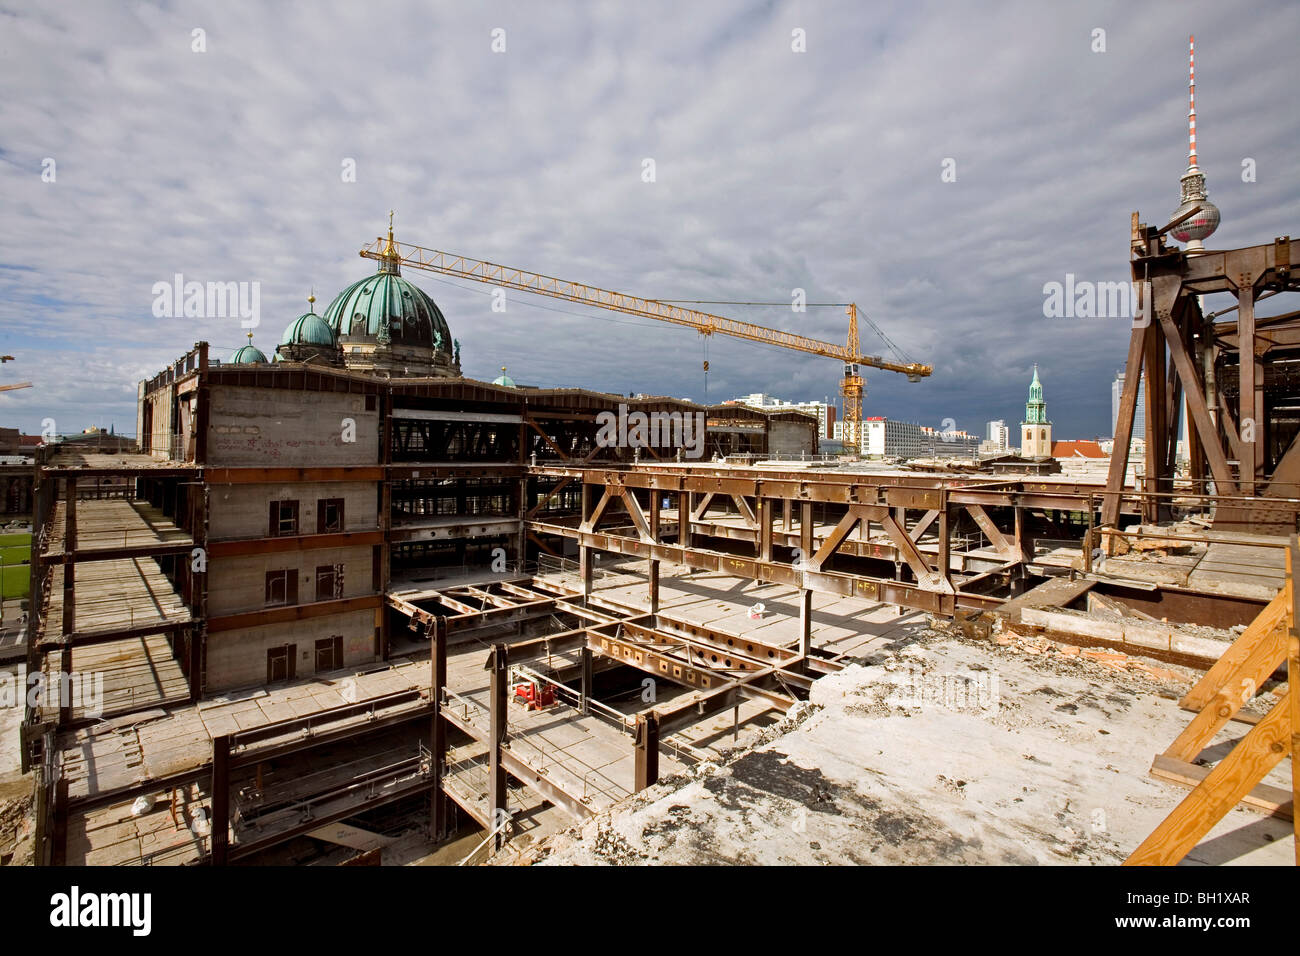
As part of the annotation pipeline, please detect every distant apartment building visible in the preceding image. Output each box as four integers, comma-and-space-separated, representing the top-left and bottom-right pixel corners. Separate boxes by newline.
851, 417, 980, 459
731, 392, 836, 440
985, 420, 1009, 451
1112, 371, 1145, 440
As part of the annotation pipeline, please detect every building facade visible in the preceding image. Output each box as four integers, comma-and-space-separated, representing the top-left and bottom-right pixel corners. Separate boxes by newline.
857, 417, 980, 459
985, 420, 1009, 451
731, 393, 835, 440
1111, 371, 1145, 440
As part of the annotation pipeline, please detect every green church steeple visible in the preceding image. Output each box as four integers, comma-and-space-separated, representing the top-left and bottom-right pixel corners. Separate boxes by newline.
1024, 365, 1049, 425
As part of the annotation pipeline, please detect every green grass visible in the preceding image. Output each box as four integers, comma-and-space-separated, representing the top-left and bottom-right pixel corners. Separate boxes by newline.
1, 564, 28, 601
0, 532, 31, 599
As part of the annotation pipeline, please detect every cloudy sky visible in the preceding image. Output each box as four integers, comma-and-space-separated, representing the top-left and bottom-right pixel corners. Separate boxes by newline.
1, 0, 1296, 440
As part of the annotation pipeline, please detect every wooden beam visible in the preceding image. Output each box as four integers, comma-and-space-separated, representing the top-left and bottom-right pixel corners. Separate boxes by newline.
1164, 624, 1286, 763
1125, 693, 1292, 866
1180, 585, 1290, 712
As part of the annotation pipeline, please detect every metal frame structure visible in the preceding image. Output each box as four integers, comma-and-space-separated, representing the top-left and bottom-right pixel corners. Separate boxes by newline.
1105, 217, 1298, 533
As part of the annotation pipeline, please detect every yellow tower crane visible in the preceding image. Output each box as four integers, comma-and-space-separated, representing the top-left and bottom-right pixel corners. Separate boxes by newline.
360, 232, 931, 450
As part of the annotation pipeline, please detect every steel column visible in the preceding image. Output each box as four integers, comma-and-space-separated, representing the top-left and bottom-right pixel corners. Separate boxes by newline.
488, 642, 509, 850
634, 711, 659, 791
210, 734, 230, 865
430, 616, 451, 842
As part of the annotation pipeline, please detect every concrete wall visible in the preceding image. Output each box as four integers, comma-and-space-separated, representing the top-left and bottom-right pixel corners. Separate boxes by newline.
207, 386, 380, 466
768, 420, 817, 457
207, 544, 374, 617
142, 388, 175, 460
208, 481, 378, 541
205, 607, 378, 692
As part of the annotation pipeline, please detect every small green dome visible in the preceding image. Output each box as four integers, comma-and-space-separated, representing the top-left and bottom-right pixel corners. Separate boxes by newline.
280, 312, 336, 348
322, 269, 452, 353
232, 334, 268, 364
492, 366, 516, 388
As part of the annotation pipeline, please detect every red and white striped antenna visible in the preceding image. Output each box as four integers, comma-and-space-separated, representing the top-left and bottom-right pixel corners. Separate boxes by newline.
1187, 35, 1198, 168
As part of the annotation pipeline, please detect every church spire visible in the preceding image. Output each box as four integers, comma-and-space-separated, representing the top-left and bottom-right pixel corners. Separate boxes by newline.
1024, 365, 1048, 424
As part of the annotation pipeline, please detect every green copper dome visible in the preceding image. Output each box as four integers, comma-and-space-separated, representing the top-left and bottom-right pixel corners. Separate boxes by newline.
231, 334, 268, 364
322, 268, 452, 354
492, 366, 516, 388
280, 311, 336, 348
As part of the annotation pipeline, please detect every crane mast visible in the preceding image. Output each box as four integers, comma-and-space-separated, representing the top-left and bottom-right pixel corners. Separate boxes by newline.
360, 237, 931, 450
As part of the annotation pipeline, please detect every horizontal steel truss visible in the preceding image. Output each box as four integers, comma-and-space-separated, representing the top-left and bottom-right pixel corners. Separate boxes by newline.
523, 468, 1091, 614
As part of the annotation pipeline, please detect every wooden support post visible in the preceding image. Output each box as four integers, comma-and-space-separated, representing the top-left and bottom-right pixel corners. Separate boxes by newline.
430, 616, 450, 842
210, 734, 230, 866
1125, 694, 1292, 866
798, 588, 813, 658
634, 711, 660, 791
488, 643, 509, 850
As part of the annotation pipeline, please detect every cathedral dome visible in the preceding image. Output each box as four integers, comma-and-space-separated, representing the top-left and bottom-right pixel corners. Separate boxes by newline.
322, 270, 453, 354
319, 215, 460, 378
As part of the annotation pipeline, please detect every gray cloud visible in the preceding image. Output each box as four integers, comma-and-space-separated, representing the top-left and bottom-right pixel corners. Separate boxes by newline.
0, 0, 1295, 439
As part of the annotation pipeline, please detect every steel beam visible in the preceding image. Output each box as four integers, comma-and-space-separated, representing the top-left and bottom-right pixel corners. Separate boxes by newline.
488, 643, 508, 850
634, 712, 659, 791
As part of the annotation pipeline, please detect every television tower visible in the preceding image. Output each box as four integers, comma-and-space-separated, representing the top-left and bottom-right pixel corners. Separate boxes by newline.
1169, 35, 1220, 254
